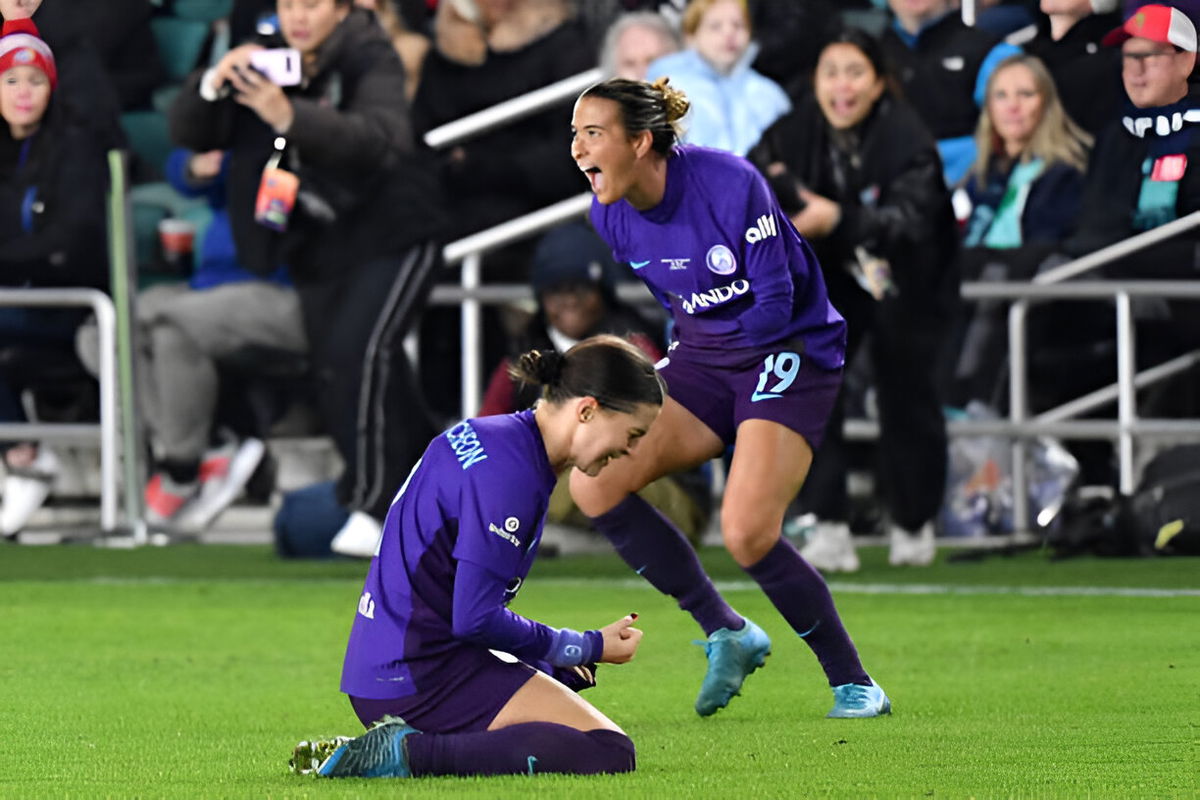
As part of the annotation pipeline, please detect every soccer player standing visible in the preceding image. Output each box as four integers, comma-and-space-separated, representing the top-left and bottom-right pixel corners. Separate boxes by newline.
297, 335, 663, 778
569, 77, 890, 718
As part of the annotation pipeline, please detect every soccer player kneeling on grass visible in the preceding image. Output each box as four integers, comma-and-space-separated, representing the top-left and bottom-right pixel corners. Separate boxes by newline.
291, 335, 663, 778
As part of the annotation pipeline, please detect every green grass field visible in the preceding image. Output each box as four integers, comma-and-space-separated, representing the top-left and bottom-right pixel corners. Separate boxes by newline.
2, 543, 1196, 799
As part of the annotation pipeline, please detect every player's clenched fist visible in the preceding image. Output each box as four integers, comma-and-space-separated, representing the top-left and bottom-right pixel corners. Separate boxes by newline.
599, 614, 643, 663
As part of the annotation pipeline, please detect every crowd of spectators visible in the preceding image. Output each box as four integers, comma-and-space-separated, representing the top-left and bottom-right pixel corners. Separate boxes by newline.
2, 0, 1200, 568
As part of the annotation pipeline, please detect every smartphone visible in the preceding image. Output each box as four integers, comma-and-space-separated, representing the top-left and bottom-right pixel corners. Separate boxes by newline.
250, 48, 302, 86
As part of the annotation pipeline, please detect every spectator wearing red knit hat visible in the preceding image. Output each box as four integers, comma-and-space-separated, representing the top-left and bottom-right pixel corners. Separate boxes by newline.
0, 18, 109, 538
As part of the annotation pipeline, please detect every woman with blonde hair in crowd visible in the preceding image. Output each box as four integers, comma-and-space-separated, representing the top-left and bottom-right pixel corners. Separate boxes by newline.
951, 52, 1093, 408
963, 52, 1092, 251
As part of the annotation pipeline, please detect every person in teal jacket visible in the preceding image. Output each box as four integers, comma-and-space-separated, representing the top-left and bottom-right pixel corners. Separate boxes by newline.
646, 0, 789, 156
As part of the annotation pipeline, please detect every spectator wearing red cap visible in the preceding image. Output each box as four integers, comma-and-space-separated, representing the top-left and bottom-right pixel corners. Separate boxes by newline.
1064, 4, 1200, 271
0, 19, 109, 537
1025, 3, 1200, 467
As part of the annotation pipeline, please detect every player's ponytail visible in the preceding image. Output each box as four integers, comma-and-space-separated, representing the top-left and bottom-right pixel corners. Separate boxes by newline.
579, 77, 688, 156
510, 335, 665, 414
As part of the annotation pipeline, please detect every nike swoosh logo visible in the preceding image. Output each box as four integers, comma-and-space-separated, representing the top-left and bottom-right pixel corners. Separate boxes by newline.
630, 260, 651, 269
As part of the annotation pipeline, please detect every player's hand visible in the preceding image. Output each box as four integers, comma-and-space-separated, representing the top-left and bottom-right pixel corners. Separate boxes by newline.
598, 614, 642, 664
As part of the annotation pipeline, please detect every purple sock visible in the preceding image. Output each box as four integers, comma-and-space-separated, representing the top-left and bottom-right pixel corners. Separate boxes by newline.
590, 494, 743, 636
744, 537, 870, 687
405, 724, 635, 777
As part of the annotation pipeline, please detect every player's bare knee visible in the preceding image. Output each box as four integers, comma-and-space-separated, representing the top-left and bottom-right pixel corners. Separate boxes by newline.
720, 517, 780, 567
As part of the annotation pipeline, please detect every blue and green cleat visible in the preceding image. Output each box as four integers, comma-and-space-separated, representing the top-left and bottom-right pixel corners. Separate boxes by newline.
289, 736, 351, 775
827, 680, 891, 718
694, 619, 772, 716
312, 716, 421, 778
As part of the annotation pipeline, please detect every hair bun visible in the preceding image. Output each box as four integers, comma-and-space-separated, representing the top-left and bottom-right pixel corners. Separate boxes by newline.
519, 349, 564, 385
650, 76, 690, 124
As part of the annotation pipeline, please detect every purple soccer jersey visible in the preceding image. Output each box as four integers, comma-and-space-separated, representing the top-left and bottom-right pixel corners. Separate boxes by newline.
340, 410, 597, 701
589, 144, 846, 369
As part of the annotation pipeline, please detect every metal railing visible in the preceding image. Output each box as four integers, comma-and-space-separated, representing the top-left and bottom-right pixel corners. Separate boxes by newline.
425, 63, 1200, 537
0, 289, 119, 532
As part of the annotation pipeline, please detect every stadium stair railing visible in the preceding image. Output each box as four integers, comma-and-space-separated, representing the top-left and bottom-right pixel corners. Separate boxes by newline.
0, 152, 143, 541
426, 69, 1200, 539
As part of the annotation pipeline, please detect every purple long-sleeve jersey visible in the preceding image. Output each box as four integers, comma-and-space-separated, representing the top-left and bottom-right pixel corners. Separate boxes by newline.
590, 144, 845, 369
340, 410, 602, 700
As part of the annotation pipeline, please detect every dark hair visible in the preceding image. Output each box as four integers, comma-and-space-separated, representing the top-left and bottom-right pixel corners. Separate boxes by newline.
508, 334, 665, 414
817, 27, 896, 96
578, 76, 690, 156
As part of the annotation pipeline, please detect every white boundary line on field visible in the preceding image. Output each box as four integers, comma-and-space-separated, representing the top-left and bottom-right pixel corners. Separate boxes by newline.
540, 578, 1200, 598
62, 576, 1200, 598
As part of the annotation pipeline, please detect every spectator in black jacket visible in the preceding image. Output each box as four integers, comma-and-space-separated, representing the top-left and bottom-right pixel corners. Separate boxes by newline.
0, 18, 109, 536
882, 0, 1021, 185
952, 53, 1092, 407
1024, 0, 1125, 136
169, 0, 447, 556
750, 28, 958, 570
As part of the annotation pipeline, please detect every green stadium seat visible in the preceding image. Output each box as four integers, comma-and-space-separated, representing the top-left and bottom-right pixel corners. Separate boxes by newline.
151, 16, 211, 83
120, 110, 172, 182
171, 0, 234, 23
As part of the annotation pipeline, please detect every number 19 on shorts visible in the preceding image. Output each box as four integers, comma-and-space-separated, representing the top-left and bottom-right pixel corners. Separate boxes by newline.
751, 351, 801, 402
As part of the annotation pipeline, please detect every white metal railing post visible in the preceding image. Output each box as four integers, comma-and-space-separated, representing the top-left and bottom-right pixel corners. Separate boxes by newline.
1008, 301, 1030, 532
1115, 292, 1137, 493
460, 253, 483, 418
93, 294, 118, 532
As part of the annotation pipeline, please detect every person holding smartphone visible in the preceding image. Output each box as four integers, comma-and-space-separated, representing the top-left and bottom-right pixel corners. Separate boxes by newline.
169, 0, 446, 546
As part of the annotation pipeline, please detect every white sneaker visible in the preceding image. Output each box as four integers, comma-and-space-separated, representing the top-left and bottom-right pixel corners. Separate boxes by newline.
888, 522, 936, 566
177, 437, 267, 531
330, 511, 383, 558
1, 445, 59, 536
799, 520, 860, 573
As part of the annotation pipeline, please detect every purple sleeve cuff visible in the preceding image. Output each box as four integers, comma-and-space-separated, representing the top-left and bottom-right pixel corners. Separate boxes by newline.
546, 627, 604, 667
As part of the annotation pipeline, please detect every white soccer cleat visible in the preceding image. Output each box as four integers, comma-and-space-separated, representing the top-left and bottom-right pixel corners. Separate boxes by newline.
1, 445, 59, 536
799, 520, 860, 573
888, 522, 935, 566
330, 511, 383, 558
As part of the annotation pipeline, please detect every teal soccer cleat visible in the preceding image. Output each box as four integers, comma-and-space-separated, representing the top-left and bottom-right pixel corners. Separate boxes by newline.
694, 619, 772, 717
315, 716, 421, 778
827, 680, 892, 718
290, 736, 352, 775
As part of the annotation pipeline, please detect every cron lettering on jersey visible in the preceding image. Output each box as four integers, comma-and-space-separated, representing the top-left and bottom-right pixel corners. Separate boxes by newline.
446, 421, 488, 469
680, 279, 751, 314
744, 213, 778, 243
489, 517, 521, 547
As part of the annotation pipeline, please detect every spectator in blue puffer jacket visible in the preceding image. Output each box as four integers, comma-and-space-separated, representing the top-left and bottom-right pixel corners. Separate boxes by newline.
646, 0, 789, 156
